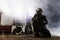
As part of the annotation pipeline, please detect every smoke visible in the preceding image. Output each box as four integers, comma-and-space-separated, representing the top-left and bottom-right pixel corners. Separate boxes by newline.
45, 0, 60, 36
0, 0, 60, 36
46, 0, 60, 28
0, 0, 49, 25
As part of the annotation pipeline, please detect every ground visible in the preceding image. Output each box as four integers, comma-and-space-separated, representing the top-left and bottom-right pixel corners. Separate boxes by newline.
0, 35, 60, 40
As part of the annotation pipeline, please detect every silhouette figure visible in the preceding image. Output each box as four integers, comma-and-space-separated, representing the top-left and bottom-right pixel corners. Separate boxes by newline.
32, 8, 51, 38
25, 22, 32, 35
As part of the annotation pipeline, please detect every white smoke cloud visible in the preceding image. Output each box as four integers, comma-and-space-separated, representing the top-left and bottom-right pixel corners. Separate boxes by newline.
0, 0, 49, 25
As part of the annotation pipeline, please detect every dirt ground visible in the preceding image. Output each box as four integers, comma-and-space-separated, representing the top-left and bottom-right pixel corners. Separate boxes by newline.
0, 35, 60, 40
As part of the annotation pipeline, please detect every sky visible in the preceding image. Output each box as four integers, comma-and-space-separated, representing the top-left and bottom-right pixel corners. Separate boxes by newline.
0, 0, 60, 36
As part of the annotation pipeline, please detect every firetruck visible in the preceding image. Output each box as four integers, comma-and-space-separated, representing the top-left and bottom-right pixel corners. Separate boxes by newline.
0, 12, 33, 35
0, 12, 12, 35
0, 12, 23, 35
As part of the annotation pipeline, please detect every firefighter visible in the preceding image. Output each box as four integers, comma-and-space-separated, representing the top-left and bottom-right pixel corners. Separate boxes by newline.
25, 22, 33, 35
32, 8, 51, 37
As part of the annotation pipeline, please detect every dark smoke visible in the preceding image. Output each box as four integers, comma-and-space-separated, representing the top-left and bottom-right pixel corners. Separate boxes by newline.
43, 0, 60, 36
45, 0, 60, 29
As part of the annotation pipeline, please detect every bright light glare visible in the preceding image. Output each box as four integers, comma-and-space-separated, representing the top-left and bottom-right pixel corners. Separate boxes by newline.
0, 0, 37, 19
0, 0, 39, 25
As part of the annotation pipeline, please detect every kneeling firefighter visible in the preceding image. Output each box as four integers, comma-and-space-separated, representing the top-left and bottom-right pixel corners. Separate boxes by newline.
32, 8, 51, 38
